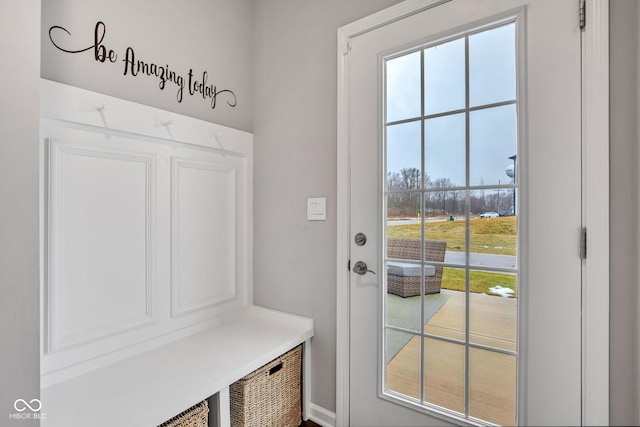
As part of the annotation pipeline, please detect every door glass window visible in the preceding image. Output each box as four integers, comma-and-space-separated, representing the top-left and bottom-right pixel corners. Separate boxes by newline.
384, 21, 518, 426
424, 37, 466, 115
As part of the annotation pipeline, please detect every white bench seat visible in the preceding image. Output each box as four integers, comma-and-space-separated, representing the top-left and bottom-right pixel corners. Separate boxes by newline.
40, 306, 313, 427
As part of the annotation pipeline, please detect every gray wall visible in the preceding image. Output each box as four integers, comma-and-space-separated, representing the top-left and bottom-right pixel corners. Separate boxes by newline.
0, 1, 40, 425
41, 0, 253, 132
609, 1, 640, 425
251, 0, 403, 412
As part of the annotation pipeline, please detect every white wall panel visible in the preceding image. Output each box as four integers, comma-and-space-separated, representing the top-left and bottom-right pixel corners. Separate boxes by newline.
41, 80, 253, 384
171, 158, 237, 316
48, 141, 154, 351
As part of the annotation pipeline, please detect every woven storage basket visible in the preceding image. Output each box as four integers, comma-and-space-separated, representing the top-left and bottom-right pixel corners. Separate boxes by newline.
230, 345, 302, 427
158, 400, 208, 427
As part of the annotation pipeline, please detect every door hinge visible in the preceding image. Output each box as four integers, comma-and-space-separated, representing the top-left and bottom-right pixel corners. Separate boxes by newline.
579, 0, 586, 31
580, 227, 587, 260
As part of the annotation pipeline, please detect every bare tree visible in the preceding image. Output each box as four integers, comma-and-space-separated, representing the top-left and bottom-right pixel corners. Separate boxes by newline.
429, 177, 453, 214
387, 167, 423, 218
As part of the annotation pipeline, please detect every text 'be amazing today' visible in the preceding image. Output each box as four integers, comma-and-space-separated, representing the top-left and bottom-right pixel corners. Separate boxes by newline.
48, 21, 237, 110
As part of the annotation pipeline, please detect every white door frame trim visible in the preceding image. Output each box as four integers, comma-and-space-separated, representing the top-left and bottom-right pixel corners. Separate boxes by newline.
335, 1, 609, 426
581, 1, 609, 425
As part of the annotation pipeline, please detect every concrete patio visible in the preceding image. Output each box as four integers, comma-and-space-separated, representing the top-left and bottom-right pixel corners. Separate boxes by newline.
386, 289, 517, 426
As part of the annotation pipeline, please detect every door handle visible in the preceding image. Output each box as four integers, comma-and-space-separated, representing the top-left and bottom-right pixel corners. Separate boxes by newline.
353, 261, 376, 275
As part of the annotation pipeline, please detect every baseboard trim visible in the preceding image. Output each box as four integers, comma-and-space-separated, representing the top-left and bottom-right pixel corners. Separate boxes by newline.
307, 402, 336, 427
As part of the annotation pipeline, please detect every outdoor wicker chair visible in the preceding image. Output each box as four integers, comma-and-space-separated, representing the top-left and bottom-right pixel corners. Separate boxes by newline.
387, 238, 446, 297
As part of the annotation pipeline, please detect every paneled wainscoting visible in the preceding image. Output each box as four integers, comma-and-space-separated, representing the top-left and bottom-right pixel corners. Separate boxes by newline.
39, 80, 314, 427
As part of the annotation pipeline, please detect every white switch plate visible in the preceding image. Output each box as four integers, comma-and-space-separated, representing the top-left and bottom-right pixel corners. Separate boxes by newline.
307, 197, 326, 221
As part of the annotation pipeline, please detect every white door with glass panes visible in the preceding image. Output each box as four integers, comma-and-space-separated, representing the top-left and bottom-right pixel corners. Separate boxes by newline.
341, 1, 583, 425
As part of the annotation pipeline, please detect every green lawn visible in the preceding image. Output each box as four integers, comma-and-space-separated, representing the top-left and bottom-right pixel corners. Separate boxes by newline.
388, 216, 517, 256
442, 268, 517, 297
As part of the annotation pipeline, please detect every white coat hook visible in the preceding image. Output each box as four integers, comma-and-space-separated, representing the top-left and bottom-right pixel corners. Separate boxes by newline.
213, 131, 227, 156
163, 120, 175, 140
96, 104, 111, 138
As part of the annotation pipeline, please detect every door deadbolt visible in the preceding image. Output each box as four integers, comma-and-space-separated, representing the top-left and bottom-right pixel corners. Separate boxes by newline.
354, 232, 367, 246
352, 260, 376, 275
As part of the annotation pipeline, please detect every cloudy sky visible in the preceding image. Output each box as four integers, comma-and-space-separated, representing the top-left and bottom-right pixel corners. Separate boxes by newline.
385, 23, 517, 188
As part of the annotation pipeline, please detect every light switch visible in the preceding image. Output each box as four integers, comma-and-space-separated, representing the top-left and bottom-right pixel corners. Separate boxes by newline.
307, 197, 326, 221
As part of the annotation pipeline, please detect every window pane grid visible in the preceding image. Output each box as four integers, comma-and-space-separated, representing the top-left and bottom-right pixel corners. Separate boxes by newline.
386, 326, 521, 356
384, 20, 517, 425
386, 100, 517, 130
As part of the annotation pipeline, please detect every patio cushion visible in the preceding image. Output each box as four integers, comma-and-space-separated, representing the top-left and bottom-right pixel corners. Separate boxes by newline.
387, 262, 435, 277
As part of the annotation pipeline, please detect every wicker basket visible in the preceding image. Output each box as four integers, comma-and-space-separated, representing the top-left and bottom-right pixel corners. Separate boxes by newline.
230, 345, 302, 427
158, 400, 208, 427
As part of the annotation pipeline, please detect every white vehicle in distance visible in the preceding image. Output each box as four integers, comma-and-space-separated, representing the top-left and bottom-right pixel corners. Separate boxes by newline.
479, 212, 499, 218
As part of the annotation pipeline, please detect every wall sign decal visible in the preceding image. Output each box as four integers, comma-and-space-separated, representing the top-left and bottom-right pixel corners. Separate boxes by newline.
48, 21, 237, 110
